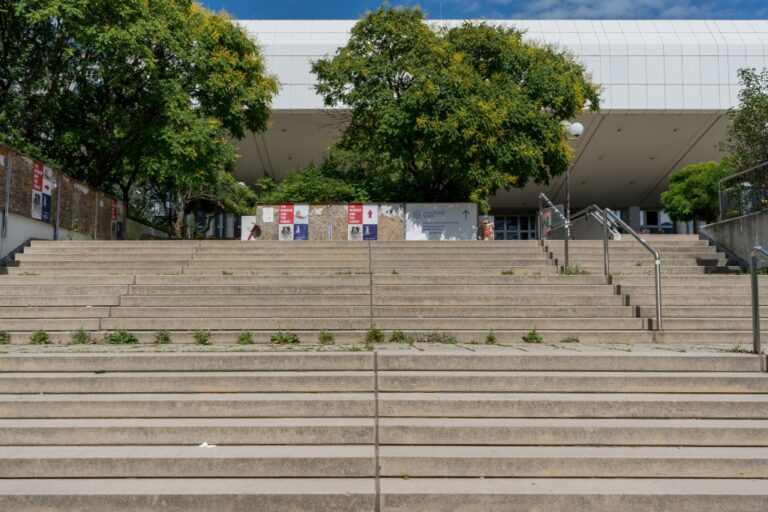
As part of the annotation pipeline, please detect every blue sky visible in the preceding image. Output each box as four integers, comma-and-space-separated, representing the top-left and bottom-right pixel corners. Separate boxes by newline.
200, 1, 768, 20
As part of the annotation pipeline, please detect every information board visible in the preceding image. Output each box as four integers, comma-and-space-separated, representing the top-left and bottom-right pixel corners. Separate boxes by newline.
404, 203, 477, 240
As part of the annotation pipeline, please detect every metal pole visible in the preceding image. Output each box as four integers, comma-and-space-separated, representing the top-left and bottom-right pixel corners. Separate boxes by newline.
2, 149, 12, 239
654, 259, 663, 331
602, 208, 609, 276
564, 167, 570, 268
752, 252, 761, 354
538, 195, 543, 242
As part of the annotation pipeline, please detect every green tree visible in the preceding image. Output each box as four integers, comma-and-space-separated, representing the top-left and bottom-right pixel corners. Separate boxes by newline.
312, 7, 599, 212
723, 67, 768, 170
0, 0, 277, 235
660, 160, 734, 223
255, 164, 370, 204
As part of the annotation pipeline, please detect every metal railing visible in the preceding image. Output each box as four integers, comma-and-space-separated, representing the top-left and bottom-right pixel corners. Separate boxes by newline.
719, 161, 768, 221
538, 193, 570, 266
604, 210, 663, 330
537, 195, 663, 330
751, 246, 767, 354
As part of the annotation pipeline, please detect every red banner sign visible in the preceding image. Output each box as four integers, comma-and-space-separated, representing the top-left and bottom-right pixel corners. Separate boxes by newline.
32, 162, 43, 192
348, 204, 363, 224
278, 204, 294, 225
111, 199, 118, 221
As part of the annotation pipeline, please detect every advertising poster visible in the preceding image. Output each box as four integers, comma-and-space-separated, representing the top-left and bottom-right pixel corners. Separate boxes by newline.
277, 203, 309, 240
293, 204, 309, 240
41, 170, 53, 222
262, 207, 274, 223
111, 198, 118, 221
404, 203, 477, 240
240, 215, 261, 240
347, 204, 378, 240
31, 161, 44, 220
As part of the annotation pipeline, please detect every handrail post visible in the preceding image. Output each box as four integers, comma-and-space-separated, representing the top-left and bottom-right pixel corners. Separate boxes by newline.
602, 208, 609, 277
751, 246, 767, 354
654, 258, 663, 331
752, 252, 761, 354
564, 220, 569, 268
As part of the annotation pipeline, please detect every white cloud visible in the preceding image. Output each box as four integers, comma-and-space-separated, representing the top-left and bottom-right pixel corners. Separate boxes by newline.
484, 0, 753, 19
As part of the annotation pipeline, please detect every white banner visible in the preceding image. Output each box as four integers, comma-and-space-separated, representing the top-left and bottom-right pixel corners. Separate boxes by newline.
405, 203, 478, 240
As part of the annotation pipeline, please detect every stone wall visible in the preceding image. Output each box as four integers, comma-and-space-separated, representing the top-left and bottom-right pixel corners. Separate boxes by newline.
251, 204, 405, 241
0, 144, 124, 240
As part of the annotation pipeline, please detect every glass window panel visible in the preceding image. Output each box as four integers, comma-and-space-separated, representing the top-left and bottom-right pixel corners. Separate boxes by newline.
494, 217, 506, 231
520, 217, 529, 230
494, 232, 505, 240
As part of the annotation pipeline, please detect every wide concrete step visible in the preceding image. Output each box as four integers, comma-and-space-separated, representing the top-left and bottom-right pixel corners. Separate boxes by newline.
379, 417, 768, 445
377, 392, 768, 418
99, 317, 372, 330
0, 445, 374, 478
373, 294, 626, 306
17, 259, 187, 268
0, 275, 134, 285
4, 392, 765, 418
5, 371, 764, 394
1, 371, 373, 393
3, 351, 759, 373
1, 478, 766, 511
616, 275, 766, 285
369, 318, 646, 330
3, 445, 765, 479
0, 353, 374, 372
6, 267, 184, 276
0, 393, 374, 418
0, 306, 109, 319
380, 478, 768, 511
136, 275, 370, 285
379, 446, 768, 478
109, 306, 371, 318
372, 305, 635, 318
118, 294, 372, 307
372, 275, 607, 285
639, 306, 768, 318
0, 285, 126, 296
377, 371, 768, 393
0, 295, 120, 306
5, 417, 763, 446
127, 285, 370, 295
373, 284, 616, 295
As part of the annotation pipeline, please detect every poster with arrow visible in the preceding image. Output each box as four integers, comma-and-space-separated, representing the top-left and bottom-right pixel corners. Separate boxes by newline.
347, 204, 378, 241
404, 203, 478, 240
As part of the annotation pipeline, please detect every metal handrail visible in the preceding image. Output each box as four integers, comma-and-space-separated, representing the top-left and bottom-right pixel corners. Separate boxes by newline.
718, 161, 768, 221
751, 246, 767, 354
604, 210, 663, 331
539, 198, 610, 276
538, 193, 570, 267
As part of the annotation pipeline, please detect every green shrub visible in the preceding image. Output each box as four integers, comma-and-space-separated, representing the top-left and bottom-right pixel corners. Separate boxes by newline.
389, 330, 413, 344
0, 331, 10, 345
522, 328, 543, 344
237, 331, 254, 345
194, 330, 212, 345
501, 269, 515, 275
271, 331, 300, 345
560, 336, 580, 343
70, 328, 92, 345
318, 331, 335, 345
365, 328, 385, 345
485, 330, 498, 345
29, 330, 51, 345
104, 329, 138, 344
154, 330, 171, 344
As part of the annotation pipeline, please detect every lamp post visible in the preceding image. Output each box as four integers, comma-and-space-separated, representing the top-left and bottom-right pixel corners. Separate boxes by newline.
561, 121, 584, 268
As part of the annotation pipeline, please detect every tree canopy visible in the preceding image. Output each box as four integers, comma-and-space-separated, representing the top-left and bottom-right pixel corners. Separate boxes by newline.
723, 67, 768, 171
0, 0, 277, 235
660, 160, 734, 224
255, 164, 370, 204
311, 6, 599, 212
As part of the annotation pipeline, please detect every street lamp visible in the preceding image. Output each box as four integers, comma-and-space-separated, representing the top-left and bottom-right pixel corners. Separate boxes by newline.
561, 121, 584, 268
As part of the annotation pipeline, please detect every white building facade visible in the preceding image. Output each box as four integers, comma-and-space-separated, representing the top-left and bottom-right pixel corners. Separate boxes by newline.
234, 19, 768, 234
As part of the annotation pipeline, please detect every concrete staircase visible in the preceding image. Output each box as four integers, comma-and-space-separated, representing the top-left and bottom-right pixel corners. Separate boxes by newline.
0, 348, 766, 510
0, 237, 765, 344
547, 235, 767, 342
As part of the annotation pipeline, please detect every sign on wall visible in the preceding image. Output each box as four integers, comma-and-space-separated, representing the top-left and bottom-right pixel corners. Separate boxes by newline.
347, 204, 378, 240
31, 161, 44, 220
240, 215, 260, 240
278, 203, 309, 240
404, 203, 478, 240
